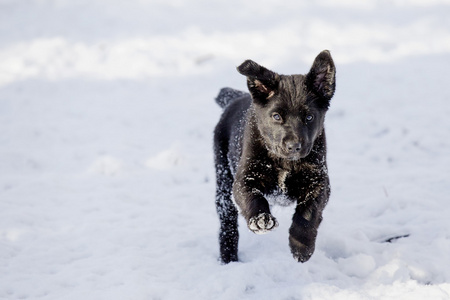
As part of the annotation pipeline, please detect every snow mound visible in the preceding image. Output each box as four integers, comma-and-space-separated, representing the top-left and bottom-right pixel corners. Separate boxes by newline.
146, 146, 187, 170
88, 155, 123, 176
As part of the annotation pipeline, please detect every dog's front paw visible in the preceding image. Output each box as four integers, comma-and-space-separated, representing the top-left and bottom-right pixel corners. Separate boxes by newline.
248, 213, 278, 234
289, 236, 315, 263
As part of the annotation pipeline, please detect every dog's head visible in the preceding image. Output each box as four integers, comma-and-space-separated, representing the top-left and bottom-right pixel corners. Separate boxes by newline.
237, 50, 336, 160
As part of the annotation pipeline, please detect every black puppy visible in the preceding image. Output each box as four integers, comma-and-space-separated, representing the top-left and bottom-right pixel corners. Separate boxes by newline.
214, 50, 336, 264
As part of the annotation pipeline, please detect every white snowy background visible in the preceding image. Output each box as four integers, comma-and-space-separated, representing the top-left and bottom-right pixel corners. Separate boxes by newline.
1, 0, 450, 299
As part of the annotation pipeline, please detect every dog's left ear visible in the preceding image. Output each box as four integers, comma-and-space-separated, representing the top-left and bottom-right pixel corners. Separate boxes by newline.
237, 60, 280, 105
305, 50, 336, 101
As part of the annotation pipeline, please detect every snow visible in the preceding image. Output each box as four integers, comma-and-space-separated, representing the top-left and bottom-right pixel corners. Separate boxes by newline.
1, 0, 450, 299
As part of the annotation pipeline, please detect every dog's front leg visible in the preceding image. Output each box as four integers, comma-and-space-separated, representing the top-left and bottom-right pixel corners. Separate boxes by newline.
232, 176, 278, 235
288, 175, 330, 262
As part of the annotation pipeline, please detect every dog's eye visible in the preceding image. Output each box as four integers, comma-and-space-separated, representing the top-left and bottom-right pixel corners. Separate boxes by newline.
272, 113, 282, 122
305, 115, 314, 122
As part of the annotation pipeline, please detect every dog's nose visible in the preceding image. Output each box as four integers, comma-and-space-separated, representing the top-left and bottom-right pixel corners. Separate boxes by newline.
286, 142, 301, 153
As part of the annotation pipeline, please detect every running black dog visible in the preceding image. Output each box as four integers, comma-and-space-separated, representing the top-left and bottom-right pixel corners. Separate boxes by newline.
214, 50, 336, 264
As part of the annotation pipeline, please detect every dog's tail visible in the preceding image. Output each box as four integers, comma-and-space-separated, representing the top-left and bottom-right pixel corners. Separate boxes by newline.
215, 87, 246, 109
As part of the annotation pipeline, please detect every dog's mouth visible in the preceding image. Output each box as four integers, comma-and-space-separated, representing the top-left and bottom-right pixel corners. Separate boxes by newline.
283, 152, 305, 161
280, 151, 302, 161
268, 145, 311, 161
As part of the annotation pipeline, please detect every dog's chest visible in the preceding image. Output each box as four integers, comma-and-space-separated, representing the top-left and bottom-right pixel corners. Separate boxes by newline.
277, 169, 289, 194
266, 169, 296, 207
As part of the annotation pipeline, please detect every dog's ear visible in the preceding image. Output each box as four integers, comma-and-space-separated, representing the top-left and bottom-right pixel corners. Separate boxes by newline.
305, 50, 336, 101
237, 60, 280, 104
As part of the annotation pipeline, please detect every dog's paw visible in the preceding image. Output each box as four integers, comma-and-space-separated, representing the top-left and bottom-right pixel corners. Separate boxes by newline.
248, 213, 278, 234
289, 236, 315, 263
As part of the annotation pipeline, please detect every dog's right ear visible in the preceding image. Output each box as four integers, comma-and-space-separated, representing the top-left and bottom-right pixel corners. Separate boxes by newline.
237, 60, 280, 105
305, 50, 336, 101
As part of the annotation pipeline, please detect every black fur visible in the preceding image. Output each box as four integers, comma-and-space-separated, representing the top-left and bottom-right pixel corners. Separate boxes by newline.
214, 50, 336, 264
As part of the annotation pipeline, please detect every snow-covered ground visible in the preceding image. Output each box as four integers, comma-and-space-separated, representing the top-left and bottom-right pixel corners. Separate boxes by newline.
1, 0, 450, 299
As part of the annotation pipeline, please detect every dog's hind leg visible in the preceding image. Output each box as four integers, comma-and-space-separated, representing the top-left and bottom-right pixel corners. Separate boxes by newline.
214, 145, 239, 264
